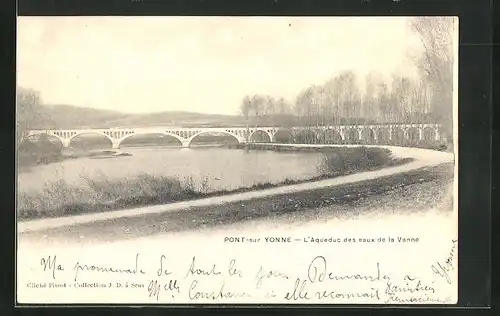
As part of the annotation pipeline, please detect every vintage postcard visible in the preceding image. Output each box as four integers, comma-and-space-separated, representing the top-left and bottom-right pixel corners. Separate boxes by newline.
16, 16, 458, 305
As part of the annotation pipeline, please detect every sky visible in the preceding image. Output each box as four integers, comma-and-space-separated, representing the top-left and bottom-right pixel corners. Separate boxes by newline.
17, 17, 424, 115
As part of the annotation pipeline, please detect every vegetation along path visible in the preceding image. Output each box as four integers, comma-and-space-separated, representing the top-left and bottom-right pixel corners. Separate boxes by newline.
18, 144, 454, 235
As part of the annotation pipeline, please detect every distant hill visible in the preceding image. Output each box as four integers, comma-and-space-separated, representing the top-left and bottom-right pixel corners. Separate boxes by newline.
30, 104, 247, 129
103, 111, 247, 128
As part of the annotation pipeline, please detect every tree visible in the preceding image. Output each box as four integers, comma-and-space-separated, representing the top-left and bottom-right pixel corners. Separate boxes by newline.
390, 76, 412, 123
312, 85, 327, 127
361, 74, 376, 124
16, 87, 43, 147
250, 95, 265, 127
409, 17, 455, 139
241, 94, 295, 128
275, 97, 294, 127
408, 79, 432, 123
276, 97, 290, 116
334, 71, 361, 125
295, 86, 315, 128
323, 77, 342, 125
375, 81, 391, 123
240, 96, 252, 121
240, 96, 252, 141
262, 95, 276, 127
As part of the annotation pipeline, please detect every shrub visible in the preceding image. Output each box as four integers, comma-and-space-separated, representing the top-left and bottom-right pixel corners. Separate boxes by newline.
17, 173, 202, 220
317, 147, 394, 176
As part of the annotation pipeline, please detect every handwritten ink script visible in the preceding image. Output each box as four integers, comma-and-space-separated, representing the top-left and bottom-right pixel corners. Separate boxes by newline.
431, 239, 458, 284
19, 242, 458, 304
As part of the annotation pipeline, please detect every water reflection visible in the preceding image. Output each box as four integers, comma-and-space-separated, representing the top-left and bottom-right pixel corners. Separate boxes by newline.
18, 147, 323, 194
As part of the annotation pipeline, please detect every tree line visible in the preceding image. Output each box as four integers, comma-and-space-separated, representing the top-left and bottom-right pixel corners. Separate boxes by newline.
239, 17, 455, 142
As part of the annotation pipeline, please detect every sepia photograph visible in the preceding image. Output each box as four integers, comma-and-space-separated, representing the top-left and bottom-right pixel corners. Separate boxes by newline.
16, 16, 458, 305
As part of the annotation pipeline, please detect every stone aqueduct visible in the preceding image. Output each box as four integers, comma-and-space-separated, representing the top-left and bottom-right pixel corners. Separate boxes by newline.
25, 124, 442, 149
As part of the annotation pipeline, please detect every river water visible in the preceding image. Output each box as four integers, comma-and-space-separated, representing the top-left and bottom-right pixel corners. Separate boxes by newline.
17, 147, 324, 195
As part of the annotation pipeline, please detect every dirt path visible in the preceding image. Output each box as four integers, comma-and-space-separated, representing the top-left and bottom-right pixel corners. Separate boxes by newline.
18, 145, 454, 242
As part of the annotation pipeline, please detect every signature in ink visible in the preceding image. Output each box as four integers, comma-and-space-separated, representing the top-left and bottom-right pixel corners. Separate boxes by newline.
431, 239, 458, 284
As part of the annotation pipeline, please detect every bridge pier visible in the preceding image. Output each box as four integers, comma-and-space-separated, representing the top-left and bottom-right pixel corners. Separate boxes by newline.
112, 140, 121, 149
182, 140, 191, 148
339, 128, 345, 141
61, 139, 71, 148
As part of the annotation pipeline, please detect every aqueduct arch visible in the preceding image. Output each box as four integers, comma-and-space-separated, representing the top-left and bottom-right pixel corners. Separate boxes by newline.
67, 132, 114, 149
360, 128, 376, 144
118, 132, 183, 148
405, 127, 420, 143
186, 130, 244, 148
273, 129, 293, 143
249, 130, 272, 143
391, 127, 405, 145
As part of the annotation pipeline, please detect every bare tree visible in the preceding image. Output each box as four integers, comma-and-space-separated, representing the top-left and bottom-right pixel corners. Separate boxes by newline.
276, 97, 286, 116
295, 86, 321, 143
16, 87, 43, 147
240, 96, 251, 120
335, 71, 361, 125
250, 95, 265, 128
275, 97, 293, 127
263, 95, 277, 127
242, 94, 295, 129
309, 85, 324, 128
323, 77, 341, 125
375, 81, 391, 123
409, 17, 454, 139
240, 95, 252, 141
362, 73, 378, 124
408, 79, 431, 123
295, 86, 314, 128
390, 75, 412, 123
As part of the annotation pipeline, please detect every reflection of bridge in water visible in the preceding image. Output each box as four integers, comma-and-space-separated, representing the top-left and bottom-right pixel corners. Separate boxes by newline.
25, 124, 442, 149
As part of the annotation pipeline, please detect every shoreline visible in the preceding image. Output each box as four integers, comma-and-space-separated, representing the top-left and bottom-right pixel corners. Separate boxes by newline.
17, 156, 413, 222
18, 139, 452, 170
18, 162, 454, 237
17, 144, 454, 227
231, 141, 453, 152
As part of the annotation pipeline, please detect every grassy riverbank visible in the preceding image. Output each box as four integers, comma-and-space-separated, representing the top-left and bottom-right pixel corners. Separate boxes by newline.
232, 141, 453, 152
19, 162, 454, 243
17, 147, 411, 220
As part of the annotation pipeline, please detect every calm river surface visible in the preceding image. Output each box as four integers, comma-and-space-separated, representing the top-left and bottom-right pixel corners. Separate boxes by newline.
18, 147, 324, 194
